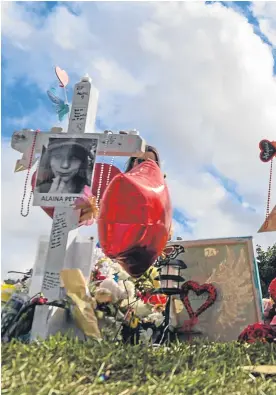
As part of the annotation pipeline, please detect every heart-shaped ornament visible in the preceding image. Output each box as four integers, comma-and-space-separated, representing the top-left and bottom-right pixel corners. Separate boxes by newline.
180, 280, 217, 319
55, 66, 69, 88
259, 140, 276, 162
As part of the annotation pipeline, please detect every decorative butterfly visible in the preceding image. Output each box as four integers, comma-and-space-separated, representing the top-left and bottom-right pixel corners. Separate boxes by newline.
47, 88, 69, 121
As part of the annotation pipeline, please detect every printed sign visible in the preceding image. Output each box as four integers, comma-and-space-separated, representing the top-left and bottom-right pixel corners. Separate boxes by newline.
33, 134, 99, 207
168, 237, 262, 342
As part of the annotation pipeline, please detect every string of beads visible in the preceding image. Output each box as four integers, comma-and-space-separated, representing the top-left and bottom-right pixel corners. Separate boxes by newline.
96, 130, 114, 209
20, 130, 39, 217
264, 158, 273, 229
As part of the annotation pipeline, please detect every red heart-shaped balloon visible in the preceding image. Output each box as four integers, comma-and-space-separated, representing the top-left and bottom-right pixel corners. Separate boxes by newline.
98, 160, 172, 277
180, 280, 217, 319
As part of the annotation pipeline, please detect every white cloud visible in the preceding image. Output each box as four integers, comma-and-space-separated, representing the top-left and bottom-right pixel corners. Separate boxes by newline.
1, 141, 51, 278
2, 2, 276, 277
1, 2, 34, 43
252, 2, 276, 46
92, 58, 145, 95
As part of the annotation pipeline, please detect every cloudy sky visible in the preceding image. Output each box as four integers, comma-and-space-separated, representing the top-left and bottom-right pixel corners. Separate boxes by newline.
2, 1, 276, 278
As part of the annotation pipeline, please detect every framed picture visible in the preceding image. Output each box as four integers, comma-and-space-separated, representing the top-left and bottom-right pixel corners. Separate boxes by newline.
168, 237, 263, 342
33, 134, 99, 207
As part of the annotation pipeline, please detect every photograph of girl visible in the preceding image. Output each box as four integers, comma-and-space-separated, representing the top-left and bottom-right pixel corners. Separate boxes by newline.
35, 137, 98, 195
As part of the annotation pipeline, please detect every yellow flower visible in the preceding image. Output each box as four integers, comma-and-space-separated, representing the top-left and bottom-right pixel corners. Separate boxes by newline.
154, 304, 166, 313
96, 311, 104, 319
149, 267, 160, 289
87, 196, 99, 217
130, 316, 140, 329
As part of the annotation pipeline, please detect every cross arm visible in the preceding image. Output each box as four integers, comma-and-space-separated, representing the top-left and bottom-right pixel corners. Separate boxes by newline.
11, 129, 146, 171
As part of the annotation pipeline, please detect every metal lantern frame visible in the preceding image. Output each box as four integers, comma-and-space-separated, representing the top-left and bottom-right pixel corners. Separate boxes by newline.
152, 245, 187, 344
154, 259, 187, 296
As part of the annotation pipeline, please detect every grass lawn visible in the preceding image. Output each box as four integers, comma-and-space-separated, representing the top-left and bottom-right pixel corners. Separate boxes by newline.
2, 335, 276, 395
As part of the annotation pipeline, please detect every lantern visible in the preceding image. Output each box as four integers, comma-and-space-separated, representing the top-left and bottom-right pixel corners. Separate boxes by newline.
154, 259, 187, 296
153, 254, 187, 344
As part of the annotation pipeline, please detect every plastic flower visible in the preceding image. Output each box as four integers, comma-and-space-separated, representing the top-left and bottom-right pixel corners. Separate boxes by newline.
122, 281, 135, 301
153, 304, 166, 313
147, 312, 164, 327
31, 296, 48, 304
129, 316, 140, 329
99, 279, 128, 303
95, 288, 113, 304
137, 292, 167, 306
147, 266, 160, 289
74, 185, 98, 226
91, 268, 106, 282
133, 300, 152, 318
111, 262, 130, 281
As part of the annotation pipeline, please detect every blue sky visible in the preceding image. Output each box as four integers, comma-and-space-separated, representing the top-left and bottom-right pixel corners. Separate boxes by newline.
3, 2, 274, 140
219, 2, 276, 60
3, 1, 275, 200
3, 1, 275, 136
2, 1, 276, 274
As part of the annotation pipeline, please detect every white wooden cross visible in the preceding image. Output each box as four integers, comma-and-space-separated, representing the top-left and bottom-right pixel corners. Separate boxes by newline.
11, 74, 145, 340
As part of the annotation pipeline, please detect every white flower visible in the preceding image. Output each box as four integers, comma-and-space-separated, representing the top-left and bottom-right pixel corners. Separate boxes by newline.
133, 300, 152, 318
117, 269, 130, 281
122, 280, 136, 301
148, 312, 164, 327
92, 247, 105, 268
99, 279, 127, 303
140, 328, 153, 344
110, 261, 130, 281
95, 288, 113, 304
100, 260, 111, 276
